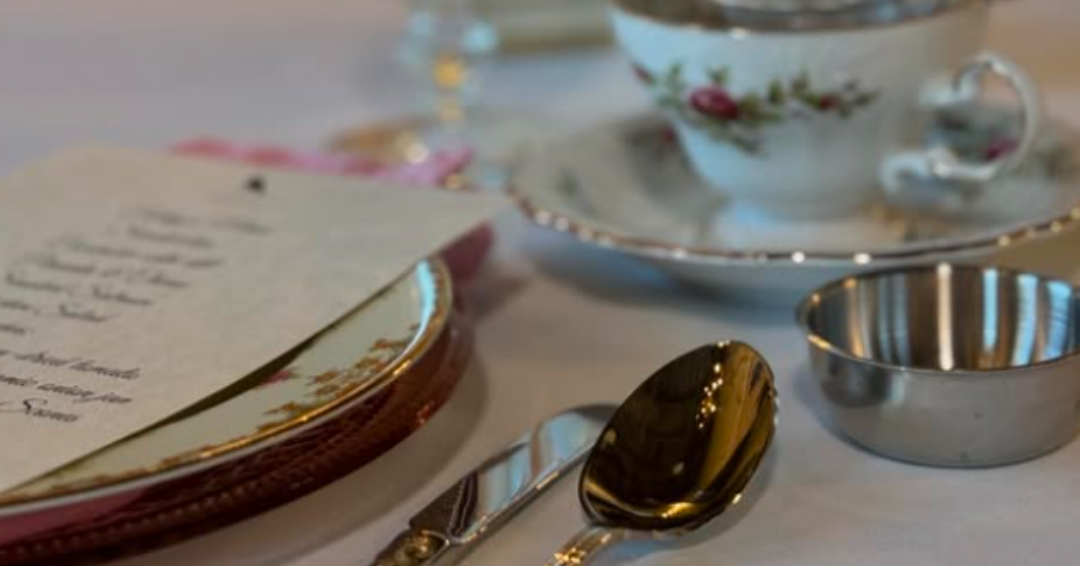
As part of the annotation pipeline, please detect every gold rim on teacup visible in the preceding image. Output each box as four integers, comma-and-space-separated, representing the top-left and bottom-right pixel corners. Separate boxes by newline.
610, 0, 980, 33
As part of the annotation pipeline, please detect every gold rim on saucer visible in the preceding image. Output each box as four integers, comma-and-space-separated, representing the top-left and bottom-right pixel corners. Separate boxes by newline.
512, 109, 1080, 269
515, 191, 1080, 266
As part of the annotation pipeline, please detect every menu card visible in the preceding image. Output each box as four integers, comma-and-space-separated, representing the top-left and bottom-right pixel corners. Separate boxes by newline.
0, 147, 505, 492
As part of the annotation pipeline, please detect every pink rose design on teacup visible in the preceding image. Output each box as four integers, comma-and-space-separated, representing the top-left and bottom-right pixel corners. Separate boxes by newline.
689, 86, 740, 121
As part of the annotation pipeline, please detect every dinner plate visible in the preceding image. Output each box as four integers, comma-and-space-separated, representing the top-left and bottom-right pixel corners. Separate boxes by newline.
0, 259, 452, 518
0, 302, 471, 563
513, 105, 1080, 301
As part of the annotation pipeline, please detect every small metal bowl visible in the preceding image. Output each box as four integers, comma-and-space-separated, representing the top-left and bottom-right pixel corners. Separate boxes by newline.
796, 263, 1080, 467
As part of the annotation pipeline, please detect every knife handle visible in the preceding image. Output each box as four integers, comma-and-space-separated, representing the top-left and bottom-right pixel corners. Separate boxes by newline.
370, 529, 451, 566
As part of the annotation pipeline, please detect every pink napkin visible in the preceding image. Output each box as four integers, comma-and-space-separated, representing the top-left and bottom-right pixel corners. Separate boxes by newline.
0, 140, 493, 548
173, 138, 495, 282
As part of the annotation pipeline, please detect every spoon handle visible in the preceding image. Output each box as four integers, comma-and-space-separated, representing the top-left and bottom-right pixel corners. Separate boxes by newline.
542, 525, 625, 566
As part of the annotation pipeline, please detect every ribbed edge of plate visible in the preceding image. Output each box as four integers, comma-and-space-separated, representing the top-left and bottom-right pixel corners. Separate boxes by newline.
0, 303, 471, 566
0, 259, 454, 515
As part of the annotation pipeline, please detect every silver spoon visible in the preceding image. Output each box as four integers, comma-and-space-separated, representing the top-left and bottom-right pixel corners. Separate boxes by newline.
543, 341, 778, 566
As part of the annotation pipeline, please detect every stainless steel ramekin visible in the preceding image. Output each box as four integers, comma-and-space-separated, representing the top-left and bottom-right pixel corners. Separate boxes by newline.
797, 263, 1080, 467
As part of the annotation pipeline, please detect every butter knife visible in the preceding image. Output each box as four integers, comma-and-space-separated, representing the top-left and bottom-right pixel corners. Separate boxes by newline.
369, 404, 615, 566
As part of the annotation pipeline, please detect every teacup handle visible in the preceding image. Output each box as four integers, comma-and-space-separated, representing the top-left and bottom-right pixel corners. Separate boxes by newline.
880, 52, 1042, 194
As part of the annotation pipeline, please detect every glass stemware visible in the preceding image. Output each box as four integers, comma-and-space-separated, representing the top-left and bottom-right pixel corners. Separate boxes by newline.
398, 0, 498, 145
335, 0, 526, 189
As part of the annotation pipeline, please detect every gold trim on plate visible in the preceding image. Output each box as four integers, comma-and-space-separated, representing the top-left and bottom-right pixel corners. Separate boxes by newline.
0, 260, 453, 510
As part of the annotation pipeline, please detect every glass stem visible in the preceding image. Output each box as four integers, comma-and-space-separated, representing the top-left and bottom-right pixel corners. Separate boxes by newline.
402, 0, 495, 131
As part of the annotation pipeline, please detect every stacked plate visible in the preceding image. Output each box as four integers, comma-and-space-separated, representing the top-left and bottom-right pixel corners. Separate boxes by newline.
0, 259, 467, 564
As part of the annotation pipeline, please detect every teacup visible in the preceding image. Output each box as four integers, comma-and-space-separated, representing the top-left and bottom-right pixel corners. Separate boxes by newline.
611, 0, 1041, 219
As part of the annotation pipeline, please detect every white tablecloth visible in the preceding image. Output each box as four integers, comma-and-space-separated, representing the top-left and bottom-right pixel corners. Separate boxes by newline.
2, 2, 1079, 565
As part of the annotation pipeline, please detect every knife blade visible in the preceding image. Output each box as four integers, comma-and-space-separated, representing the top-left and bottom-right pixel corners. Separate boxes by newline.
369, 404, 615, 566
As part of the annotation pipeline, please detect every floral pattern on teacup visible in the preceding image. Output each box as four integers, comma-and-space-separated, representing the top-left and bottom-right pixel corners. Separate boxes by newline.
633, 63, 879, 154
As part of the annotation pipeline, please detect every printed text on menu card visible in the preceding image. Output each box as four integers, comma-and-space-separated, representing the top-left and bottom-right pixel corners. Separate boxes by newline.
0, 147, 505, 493
0, 208, 262, 414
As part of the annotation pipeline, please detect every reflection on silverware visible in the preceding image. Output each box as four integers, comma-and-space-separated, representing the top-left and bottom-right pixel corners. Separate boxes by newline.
542, 342, 777, 566
370, 404, 614, 566
797, 263, 1080, 467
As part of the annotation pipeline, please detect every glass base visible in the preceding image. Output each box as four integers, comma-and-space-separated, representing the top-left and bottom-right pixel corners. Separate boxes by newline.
330, 109, 564, 191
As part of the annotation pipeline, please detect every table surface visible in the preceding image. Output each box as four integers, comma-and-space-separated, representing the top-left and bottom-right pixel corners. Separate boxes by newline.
2, 2, 1080, 565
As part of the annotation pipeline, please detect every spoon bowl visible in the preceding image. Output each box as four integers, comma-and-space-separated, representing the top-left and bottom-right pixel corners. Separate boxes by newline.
544, 341, 777, 565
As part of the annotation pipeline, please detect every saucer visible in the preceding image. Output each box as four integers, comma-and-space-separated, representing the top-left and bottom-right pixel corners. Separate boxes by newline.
512, 105, 1080, 300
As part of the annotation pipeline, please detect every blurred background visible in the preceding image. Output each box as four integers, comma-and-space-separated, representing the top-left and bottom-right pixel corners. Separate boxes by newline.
1, 0, 1073, 174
